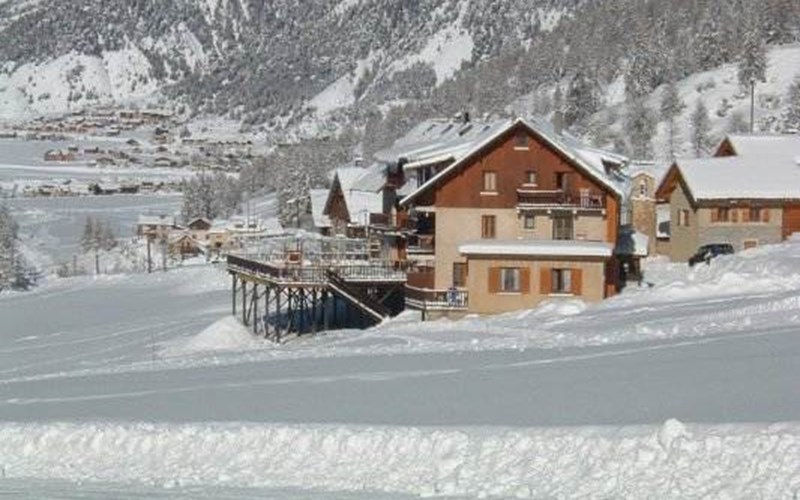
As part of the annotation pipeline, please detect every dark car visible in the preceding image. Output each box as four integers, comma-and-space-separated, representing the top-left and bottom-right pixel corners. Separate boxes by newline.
688, 243, 735, 266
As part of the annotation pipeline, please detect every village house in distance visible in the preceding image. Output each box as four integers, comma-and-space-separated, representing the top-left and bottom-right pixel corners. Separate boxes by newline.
656, 134, 800, 262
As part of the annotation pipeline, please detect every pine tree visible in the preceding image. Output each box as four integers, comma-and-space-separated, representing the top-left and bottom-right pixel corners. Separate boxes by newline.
691, 100, 712, 157
727, 110, 750, 134
625, 99, 656, 160
660, 80, 685, 159
563, 70, 599, 128
782, 75, 800, 132
737, 23, 767, 89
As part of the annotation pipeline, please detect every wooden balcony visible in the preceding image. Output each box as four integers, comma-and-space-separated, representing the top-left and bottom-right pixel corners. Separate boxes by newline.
407, 234, 435, 255
517, 189, 605, 210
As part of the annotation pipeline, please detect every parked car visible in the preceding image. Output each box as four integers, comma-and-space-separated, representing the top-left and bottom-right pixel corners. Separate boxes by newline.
688, 243, 734, 266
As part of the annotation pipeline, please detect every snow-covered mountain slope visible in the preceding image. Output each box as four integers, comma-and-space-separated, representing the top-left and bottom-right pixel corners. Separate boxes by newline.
589, 43, 800, 163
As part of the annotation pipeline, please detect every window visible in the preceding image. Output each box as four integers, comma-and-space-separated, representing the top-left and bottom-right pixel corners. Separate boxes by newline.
551, 269, 572, 293
677, 209, 691, 227
524, 170, 537, 185
452, 263, 467, 287
556, 172, 569, 190
552, 213, 574, 240
481, 215, 496, 239
639, 181, 647, 196
714, 208, 730, 222
523, 215, 535, 230
514, 130, 529, 149
482, 171, 497, 193
744, 239, 759, 250
500, 268, 521, 292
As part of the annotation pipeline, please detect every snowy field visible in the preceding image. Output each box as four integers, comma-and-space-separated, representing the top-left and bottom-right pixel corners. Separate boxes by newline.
2, 238, 800, 497
5, 194, 182, 267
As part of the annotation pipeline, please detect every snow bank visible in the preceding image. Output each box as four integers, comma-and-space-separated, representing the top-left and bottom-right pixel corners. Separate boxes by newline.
161, 316, 264, 357
1, 420, 798, 498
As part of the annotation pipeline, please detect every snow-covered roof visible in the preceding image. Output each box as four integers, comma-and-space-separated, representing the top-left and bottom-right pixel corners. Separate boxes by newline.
310, 189, 331, 228
674, 136, 800, 200
138, 214, 176, 226
327, 164, 386, 224
664, 134, 800, 201
724, 134, 800, 159
393, 117, 626, 206
459, 240, 613, 258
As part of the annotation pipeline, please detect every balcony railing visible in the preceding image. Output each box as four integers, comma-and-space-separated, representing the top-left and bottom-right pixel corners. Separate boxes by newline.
405, 285, 469, 311
517, 189, 605, 209
407, 234, 435, 254
227, 254, 408, 285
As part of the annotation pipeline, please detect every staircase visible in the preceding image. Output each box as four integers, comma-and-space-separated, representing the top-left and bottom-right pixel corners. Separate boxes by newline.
326, 270, 392, 322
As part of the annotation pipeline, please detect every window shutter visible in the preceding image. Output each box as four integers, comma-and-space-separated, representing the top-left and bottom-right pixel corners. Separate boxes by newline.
488, 267, 500, 294
762, 209, 770, 223
540, 267, 551, 294
520, 267, 531, 294
731, 209, 739, 223
571, 268, 583, 296
742, 208, 750, 223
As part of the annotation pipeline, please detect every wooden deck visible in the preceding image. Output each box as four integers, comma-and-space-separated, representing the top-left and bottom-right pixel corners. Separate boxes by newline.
226, 254, 407, 342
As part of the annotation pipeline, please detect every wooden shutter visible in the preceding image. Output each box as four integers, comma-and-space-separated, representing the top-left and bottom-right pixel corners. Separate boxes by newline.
540, 267, 551, 294
742, 208, 750, 223
488, 267, 500, 294
571, 268, 583, 296
762, 209, 770, 223
520, 268, 531, 294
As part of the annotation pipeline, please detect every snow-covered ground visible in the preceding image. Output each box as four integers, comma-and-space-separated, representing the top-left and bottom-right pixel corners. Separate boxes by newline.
2, 238, 800, 497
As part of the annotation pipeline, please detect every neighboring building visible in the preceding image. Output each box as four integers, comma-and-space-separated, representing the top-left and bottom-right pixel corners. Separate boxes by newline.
388, 117, 627, 317
186, 217, 213, 241
656, 134, 800, 262
627, 167, 656, 256
168, 232, 204, 258
323, 164, 386, 238
137, 214, 179, 239
43, 149, 76, 162
309, 188, 332, 235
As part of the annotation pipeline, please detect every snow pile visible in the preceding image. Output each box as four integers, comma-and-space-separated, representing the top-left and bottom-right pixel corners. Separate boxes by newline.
1, 420, 798, 498
161, 316, 265, 357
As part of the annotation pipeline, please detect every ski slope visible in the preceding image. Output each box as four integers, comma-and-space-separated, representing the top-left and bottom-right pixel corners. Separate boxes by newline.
2, 242, 800, 497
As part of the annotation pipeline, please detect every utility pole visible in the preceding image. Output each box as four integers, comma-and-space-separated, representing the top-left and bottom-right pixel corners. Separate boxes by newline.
146, 235, 152, 273
750, 77, 756, 134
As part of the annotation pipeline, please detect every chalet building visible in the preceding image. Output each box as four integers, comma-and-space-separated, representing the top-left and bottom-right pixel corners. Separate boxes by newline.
656, 134, 800, 262
137, 215, 179, 239
380, 117, 627, 317
323, 164, 386, 238
168, 232, 204, 258
43, 149, 76, 162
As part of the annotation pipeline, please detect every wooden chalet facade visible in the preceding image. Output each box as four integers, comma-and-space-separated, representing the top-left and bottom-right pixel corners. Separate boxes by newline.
393, 118, 626, 317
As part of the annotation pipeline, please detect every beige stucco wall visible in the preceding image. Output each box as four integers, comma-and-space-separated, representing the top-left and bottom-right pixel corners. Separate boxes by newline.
668, 184, 699, 262
466, 258, 606, 314
434, 207, 608, 288
694, 206, 783, 251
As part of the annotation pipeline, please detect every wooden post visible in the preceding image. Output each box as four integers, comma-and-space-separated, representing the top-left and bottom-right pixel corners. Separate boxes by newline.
240, 280, 246, 324
322, 289, 330, 332
232, 275, 237, 317
311, 288, 318, 335
275, 286, 282, 343
252, 283, 259, 335
264, 286, 271, 339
